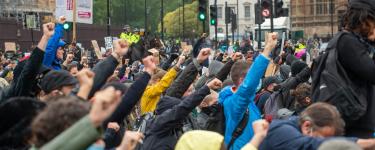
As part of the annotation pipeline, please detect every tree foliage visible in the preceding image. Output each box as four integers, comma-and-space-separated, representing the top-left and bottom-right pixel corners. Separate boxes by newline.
93, 0, 189, 34
159, 1, 202, 38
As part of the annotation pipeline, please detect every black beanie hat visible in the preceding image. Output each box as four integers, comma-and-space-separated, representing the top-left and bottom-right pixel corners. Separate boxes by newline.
349, 0, 375, 15
291, 61, 308, 77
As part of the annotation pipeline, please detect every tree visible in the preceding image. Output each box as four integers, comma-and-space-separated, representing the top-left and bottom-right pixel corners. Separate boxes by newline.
93, 0, 185, 34
158, 1, 202, 38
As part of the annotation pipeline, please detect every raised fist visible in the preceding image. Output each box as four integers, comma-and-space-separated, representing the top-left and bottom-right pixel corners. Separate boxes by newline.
197, 48, 211, 63
43, 23, 55, 38
207, 78, 223, 90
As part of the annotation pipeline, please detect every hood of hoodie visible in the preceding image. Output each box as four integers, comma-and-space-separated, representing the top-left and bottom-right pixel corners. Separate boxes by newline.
279, 65, 291, 81
218, 86, 234, 104
208, 60, 224, 77
155, 95, 181, 115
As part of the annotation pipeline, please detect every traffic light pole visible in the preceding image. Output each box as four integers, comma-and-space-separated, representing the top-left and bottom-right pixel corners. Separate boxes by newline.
107, 0, 111, 36
202, 21, 205, 34
144, 0, 147, 36
182, 0, 185, 40
225, 2, 229, 51
73, 0, 77, 42
214, 0, 217, 44
257, 0, 262, 50
232, 13, 235, 44
270, 0, 274, 32
161, 0, 164, 41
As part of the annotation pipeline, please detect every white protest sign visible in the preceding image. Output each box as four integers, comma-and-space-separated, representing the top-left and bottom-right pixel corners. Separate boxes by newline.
4, 42, 16, 52
55, 0, 93, 24
104, 37, 113, 50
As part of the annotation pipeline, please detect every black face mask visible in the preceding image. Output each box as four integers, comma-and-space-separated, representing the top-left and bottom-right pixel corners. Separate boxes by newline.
201, 104, 220, 115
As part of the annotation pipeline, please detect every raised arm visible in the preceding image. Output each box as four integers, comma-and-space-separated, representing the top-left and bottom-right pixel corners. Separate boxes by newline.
153, 79, 222, 132
88, 39, 129, 99
229, 33, 278, 117
215, 52, 243, 81
165, 48, 210, 98
0, 23, 54, 102
42, 16, 65, 68
144, 56, 184, 97
104, 56, 156, 125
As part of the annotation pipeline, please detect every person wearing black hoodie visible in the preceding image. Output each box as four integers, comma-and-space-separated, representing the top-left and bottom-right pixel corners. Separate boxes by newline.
141, 78, 223, 150
102, 55, 156, 149
0, 23, 54, 103
0, 22, 54, 149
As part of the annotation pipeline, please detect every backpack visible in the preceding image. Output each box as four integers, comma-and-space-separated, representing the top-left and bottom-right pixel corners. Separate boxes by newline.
263, 90, 285, 119
311, 32, 367, 122
254, 90, 268, 104
204, 104, 249, 149
205, 104, 226, 134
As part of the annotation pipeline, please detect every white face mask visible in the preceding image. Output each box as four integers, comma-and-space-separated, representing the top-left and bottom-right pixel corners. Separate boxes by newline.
309, 127, 314, 136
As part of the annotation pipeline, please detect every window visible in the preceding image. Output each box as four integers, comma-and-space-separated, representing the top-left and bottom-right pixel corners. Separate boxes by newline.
310, 0, 314, 15
323, 0, 328, 14
329, 1, 335, 14
244, 5, 251, 18
217, 7, 223, 18
316, 0, 323, 15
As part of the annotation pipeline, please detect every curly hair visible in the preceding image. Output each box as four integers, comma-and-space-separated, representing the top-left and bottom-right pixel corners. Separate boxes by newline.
343, 6, 375, 37
291, 83, 311, 107
30, 96, 90, 147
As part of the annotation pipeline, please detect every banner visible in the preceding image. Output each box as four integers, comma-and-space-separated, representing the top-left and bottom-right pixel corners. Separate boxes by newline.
55, 0, 93, 24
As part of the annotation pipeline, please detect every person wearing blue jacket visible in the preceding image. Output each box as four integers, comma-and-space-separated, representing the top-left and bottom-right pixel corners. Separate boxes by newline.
218, 32, 278, 150
259, 102, 375, 150
43, 16, 66, 70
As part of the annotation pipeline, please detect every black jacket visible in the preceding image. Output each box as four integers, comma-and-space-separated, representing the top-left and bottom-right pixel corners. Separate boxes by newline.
141, 86, 211, 150
105, 72, 151, 125
0, 47, 45, 103
337, 33, 375, 138
278, 66, 310, 110
88, 55, 119, 99
103, 72, 151, 148
165, 60, 202, 98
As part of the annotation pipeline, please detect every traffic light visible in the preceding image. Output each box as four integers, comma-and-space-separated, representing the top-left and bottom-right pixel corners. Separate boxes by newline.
198, 0, 207, 21
225, 7, 231, 24
261, 0, 272, 18
63, 22, 72, 31
274, 0, 288, 18
255, 3, 265, 24
210, 5, 217, 25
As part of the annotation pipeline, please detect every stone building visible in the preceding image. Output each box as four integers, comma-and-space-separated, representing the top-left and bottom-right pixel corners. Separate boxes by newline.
290, 0, 348, 39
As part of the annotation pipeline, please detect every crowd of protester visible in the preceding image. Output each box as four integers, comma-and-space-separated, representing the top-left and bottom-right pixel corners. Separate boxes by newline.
0, 0, 374, 150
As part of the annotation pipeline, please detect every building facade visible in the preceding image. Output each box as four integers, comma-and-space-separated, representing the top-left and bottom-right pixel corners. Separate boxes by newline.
290, 0, 348, 39
208, 0, 257, 41
208, 0, 291, 41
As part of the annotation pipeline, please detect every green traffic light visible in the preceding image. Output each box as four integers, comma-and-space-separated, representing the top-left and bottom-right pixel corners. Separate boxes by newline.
210, 19, 216, 25
63, 23, 70, 30
199, 13, 206, 20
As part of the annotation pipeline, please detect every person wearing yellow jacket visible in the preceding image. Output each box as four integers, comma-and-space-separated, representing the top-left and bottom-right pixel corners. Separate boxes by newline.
140, 55, 185, 114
